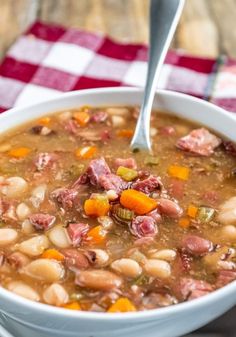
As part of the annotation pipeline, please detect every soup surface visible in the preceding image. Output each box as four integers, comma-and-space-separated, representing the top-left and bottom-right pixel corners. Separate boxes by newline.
0, 105, 236, 313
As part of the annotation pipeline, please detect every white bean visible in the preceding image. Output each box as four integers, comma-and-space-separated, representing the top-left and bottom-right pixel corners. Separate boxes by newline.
21, 259, 64, 282
7, 281, 40, 302
111, 258, 142, 278
111, 115, 125, 127
221, 225, 236, 241
43, 283, 68, 306
16, 203, 31, 220
106, 107, 129, 116
144, 259, 171, 278
30, 184, 47, 208
18, 235, 49, 256
1, 177, 28, 198
21, 219, 35, 234
148, 249, 177, 262
58, 111, 72, 122
76, 270, 122, 290
218, 197, 236, 225
0, 228, 18, 246
48, 226, 71, 248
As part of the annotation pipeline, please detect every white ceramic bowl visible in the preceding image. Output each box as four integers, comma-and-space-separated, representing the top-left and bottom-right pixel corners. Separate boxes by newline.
0, 88, 236, 337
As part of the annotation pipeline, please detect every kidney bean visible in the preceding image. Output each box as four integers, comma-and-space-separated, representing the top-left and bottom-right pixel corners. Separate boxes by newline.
182, 235, 213, 256
158, 198, 183, 218
63, 249, 90, 269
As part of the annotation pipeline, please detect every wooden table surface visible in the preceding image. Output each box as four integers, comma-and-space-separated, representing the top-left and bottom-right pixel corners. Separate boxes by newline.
0, 0, 236, 61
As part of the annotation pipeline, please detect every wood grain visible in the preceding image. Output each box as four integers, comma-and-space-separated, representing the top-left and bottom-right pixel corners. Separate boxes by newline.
0, 0, 235, 60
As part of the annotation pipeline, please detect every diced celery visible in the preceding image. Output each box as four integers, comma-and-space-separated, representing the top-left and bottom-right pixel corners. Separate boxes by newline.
116, 166, 138, 181
197, 206, 215, 222
116, 206, 134, 220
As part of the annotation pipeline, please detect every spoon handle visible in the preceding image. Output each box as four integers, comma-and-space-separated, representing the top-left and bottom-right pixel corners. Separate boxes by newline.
131, 0, 185, 151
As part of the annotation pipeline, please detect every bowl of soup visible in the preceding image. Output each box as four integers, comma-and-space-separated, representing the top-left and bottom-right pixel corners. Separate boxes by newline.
0, 87, 236, 337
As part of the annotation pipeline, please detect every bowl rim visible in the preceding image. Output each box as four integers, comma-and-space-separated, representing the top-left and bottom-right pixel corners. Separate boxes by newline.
0, 86, 236, 321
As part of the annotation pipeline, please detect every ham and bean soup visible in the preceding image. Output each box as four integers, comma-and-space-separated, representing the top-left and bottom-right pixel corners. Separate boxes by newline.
0, 105, 236, 313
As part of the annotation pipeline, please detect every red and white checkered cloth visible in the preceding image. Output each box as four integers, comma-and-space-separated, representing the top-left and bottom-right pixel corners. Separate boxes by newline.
0, 21, 236, 114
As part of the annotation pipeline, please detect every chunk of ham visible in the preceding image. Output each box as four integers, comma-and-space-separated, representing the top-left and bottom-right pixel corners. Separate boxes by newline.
33, 152, 58, 171
64, 120, 78, 135
90, 111, 108, 123
176, 128, 221, 156
132, 175, 162, 195
130, 216, 158, 238
77, 158, 111, 186
146, 209, 162, 223
67, 223, 89, 246
182, 235, 213, 256
114, 158, 137, 169
178, 277, 213, 301
158, 198, 183, 218
216, 270, 236, 288
51, 188, 78, 209
29, 213, 56, 231
99, 174, 128, 194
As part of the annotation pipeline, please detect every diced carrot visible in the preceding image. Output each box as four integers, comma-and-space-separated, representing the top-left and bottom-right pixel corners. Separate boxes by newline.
107, 298, 136, 313
8, 147, 31, 158
75, 146, 97, 159
73, 111, 90, 127
63, 301, 81, 310
168, 165, 190, 180
86, 225, 107, 244
120, 189, 157, 215
116, 129, 134, 138
38, 117, 51, 126
41, 249, 65, 261
84, 198, 110, 217
187, 205, 198, 218
179, 217, 191, 229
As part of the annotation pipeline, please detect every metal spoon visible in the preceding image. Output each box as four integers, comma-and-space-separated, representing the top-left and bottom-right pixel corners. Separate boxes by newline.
130, 0, 185, 152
